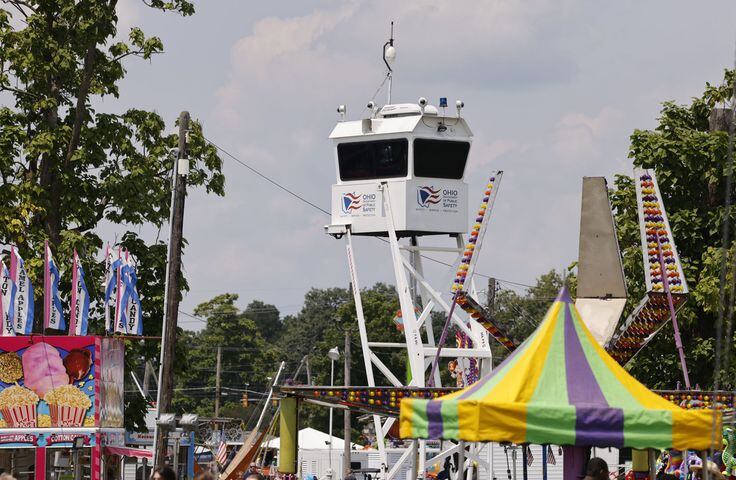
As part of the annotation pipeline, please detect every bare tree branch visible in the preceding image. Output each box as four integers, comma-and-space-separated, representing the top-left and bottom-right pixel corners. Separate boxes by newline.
111, 49, 145, 63
0, 84, 38, 98
65, 44, 96, 165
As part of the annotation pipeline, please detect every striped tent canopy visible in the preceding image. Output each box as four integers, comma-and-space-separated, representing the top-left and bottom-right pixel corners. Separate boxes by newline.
400, 288, 720, 450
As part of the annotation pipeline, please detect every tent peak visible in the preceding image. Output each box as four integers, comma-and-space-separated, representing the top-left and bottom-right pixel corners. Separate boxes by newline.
556, 286, 573, 304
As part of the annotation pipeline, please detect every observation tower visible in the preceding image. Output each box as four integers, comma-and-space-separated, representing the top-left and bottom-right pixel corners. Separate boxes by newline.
324, 27, 503, 479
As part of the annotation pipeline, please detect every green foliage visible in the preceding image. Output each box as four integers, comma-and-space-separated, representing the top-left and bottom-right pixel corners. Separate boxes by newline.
245, 300, 283, 343
0, 1, 223, 431
489, 270, 573, 362
173, 294, 277, 419
611, 69, 736, 388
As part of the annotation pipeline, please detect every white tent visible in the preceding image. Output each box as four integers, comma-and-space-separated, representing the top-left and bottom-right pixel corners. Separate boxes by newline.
265, 427, 358, 450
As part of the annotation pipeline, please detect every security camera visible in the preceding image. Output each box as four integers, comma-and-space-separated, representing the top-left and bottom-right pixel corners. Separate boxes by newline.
456, 100, 464, 117
337, 105, 346, 114
418, 97, 428, 107
367, 101, 376, 110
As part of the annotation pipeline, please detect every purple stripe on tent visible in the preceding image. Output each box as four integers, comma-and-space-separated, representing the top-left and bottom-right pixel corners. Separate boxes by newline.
426, 400, 444, 438
574, 406, 624, 448
563, 304, 625, 446
556, 286, 573, 304
564, 304, 607, 406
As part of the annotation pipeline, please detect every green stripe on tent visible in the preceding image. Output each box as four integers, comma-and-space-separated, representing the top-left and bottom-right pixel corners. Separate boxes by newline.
409, 399, 430, 438
623, 410, 673, 449
526, 308, 575, 444
440, 398, 460, 438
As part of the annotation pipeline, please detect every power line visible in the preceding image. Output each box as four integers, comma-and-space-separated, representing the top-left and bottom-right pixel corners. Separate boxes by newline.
203, 135, 330, 215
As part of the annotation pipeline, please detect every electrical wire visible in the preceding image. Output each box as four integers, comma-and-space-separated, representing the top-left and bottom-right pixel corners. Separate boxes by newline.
202, 135, 330, 215
201, 135, 533, 289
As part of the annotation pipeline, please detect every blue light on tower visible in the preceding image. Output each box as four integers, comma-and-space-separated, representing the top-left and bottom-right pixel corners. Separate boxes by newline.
439, 97, 448, 108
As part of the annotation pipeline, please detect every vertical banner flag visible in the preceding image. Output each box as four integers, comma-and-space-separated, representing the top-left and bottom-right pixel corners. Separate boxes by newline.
103, 244, 118, 333
114, 248, 128, 334
44, 241, 65, 331
8, 247, 34, 335
0, 259, 12, 336
69, 250, 90, 336
123, 254, 143, 335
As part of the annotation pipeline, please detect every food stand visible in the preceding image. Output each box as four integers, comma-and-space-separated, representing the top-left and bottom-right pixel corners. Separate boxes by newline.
0, 335, 140, 479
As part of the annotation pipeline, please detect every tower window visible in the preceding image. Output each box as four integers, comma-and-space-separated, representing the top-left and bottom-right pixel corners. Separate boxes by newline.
338, 139, 408, 181
414, 139, 469, 179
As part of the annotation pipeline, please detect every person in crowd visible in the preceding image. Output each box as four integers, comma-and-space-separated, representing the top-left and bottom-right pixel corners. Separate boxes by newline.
194, 472, 216, 480
583, 457, 610, 480
152, 466, 177, 480
345, 469, 357, 480
244, 472, 266, 480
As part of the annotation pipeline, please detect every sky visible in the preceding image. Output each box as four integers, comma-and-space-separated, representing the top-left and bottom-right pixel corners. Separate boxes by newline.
104, 0, 736, 329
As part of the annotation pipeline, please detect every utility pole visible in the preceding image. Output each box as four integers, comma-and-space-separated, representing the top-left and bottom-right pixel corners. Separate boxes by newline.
343, 329, 352, 479
142, 360, 151, 397
153, 111, 190, 468
487, 277, 496, 314
306, 356, 312, 385
215, 345, 222, 417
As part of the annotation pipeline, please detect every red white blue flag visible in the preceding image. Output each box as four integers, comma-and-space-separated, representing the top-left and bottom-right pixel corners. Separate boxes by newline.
216, 440, 228, 465
44, 241, 65, 331
103, 244, 120, 333
8, 247, 34, 335
69, 250, 90, 336
114, 248, 128, 334
122, 254, 142, 335
0, 259, 12, 337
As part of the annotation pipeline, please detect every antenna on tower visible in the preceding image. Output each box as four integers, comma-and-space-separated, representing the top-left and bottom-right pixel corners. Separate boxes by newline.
383, 21, 396, 104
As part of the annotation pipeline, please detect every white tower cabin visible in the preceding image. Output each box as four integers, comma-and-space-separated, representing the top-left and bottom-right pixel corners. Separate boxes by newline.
328, 101, 472, 237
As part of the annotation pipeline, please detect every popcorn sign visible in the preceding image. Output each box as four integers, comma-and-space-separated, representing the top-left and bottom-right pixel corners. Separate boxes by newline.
0, 336, 123, 430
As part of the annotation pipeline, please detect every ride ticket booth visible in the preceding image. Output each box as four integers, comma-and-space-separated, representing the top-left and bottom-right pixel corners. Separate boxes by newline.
0, 335, 143, 479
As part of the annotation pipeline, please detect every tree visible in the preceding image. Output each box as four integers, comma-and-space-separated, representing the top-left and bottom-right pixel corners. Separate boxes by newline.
174, 294, 277, 420
489, 270, 571, 362
275, 283, 403, 440
0, 1, 225, 430
244, 300, 282, 342
278, 287, 352, 370
610, 69, 736, 388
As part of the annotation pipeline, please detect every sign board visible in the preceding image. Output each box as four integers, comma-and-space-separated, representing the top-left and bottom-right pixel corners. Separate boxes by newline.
0, 336, 124, 431
330, 179, 468, 235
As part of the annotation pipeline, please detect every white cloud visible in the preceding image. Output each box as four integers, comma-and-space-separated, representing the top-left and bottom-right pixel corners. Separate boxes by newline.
468, 139, 523, 174
230, 3, 358, 74
552, 107, 625, 163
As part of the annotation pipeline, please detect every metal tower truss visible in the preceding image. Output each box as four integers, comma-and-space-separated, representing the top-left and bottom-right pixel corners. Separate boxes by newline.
342, 172, 504, 480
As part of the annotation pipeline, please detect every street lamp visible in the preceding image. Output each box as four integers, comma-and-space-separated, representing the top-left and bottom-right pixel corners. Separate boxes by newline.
327, 347, 340, 480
